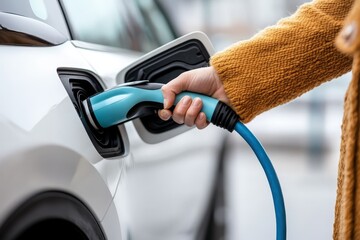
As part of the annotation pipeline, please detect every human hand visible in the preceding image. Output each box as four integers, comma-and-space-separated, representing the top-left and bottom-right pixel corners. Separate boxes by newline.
158, 66, 229, 129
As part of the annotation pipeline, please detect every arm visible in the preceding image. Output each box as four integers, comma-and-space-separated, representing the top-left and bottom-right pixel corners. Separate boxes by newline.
211, 0, 353, 122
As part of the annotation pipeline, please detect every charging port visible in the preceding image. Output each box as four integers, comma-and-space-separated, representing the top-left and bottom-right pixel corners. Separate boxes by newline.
58, 69, 125, 158
124, 39, 211, 134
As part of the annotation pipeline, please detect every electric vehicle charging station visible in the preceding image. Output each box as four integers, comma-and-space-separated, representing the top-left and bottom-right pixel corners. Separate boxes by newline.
83, 32, 286, 240
117, 32, 216, 143
0, 8, 227, 238
0, 5, 286, 237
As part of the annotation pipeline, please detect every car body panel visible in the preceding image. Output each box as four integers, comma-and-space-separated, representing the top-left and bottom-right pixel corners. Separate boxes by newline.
0, 4, 223, 239
116, 125, 224, 240
73, 35, 227, 239
0, 42, 125, 231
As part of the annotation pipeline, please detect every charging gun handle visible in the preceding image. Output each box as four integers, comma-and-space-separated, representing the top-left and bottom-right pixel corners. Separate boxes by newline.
132, 81, 239, 131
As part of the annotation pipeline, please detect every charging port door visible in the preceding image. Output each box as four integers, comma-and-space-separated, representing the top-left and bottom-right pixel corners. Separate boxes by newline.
117, 32, 214, 143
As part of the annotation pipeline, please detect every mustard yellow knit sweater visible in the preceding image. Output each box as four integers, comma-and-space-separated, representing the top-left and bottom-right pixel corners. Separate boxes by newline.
210, 0, 358, 239
210, 0, 353, 123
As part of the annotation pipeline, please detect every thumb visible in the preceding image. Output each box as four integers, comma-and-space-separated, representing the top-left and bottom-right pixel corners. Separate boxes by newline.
161, 84, 176, 109
161, 73, 190, 109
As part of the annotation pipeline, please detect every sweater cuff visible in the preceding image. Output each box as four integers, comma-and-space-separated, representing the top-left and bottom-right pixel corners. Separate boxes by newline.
210, 45, 255, 123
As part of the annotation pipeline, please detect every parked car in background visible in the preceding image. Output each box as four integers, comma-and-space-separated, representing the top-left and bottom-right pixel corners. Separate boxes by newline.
0, 1, 226, 239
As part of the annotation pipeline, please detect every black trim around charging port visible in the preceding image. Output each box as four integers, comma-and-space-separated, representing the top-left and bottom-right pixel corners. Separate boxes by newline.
124, 39, 210, 134
58, 69, 125, 158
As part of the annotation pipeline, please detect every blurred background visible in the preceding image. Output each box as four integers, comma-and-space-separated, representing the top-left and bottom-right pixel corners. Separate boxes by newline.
158, 0, 351, 239
0, 1, 351, 239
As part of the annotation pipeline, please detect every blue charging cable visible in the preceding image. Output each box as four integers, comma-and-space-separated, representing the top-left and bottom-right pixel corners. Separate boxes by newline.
83, 80, 287, 240
235, 121, 286, 240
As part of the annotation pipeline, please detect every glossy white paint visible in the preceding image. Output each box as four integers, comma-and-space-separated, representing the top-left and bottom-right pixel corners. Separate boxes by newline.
117, 125, 224, 240
77, 33, 226, 239
0, 32, 225, 240
0, 42, 124, 238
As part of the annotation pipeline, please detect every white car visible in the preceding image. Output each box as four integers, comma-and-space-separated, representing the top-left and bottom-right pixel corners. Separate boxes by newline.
0, 1, 226, 239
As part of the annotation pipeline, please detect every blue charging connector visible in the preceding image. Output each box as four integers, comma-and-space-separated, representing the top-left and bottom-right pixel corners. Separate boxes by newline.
83, 80, 286, 240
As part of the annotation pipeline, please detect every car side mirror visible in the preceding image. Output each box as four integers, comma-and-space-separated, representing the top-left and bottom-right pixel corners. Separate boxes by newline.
0, 11, 66, 46
117, 31, 215, 143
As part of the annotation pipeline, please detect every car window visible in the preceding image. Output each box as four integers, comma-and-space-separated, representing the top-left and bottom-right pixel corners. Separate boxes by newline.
60, 0, 176, 52
0, 0, 70, 39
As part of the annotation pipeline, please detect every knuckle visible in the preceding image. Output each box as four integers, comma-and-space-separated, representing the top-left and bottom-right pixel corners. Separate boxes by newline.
184, 110, 199, 127
172, 112, 184, 124
173, 105, 185, 116
179, 71, 190, 79
195, 113, 207, 129
185, 118, 196, 127
186, 109, 198, 120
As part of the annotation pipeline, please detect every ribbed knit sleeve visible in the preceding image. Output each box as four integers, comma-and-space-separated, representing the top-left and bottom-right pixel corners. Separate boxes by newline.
210, 0, 353, 123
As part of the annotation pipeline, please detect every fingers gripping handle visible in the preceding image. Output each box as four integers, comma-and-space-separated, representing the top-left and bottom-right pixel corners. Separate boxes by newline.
174, 92, 238, 131
84, 83, 238, 131
83, 82, 284, 240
